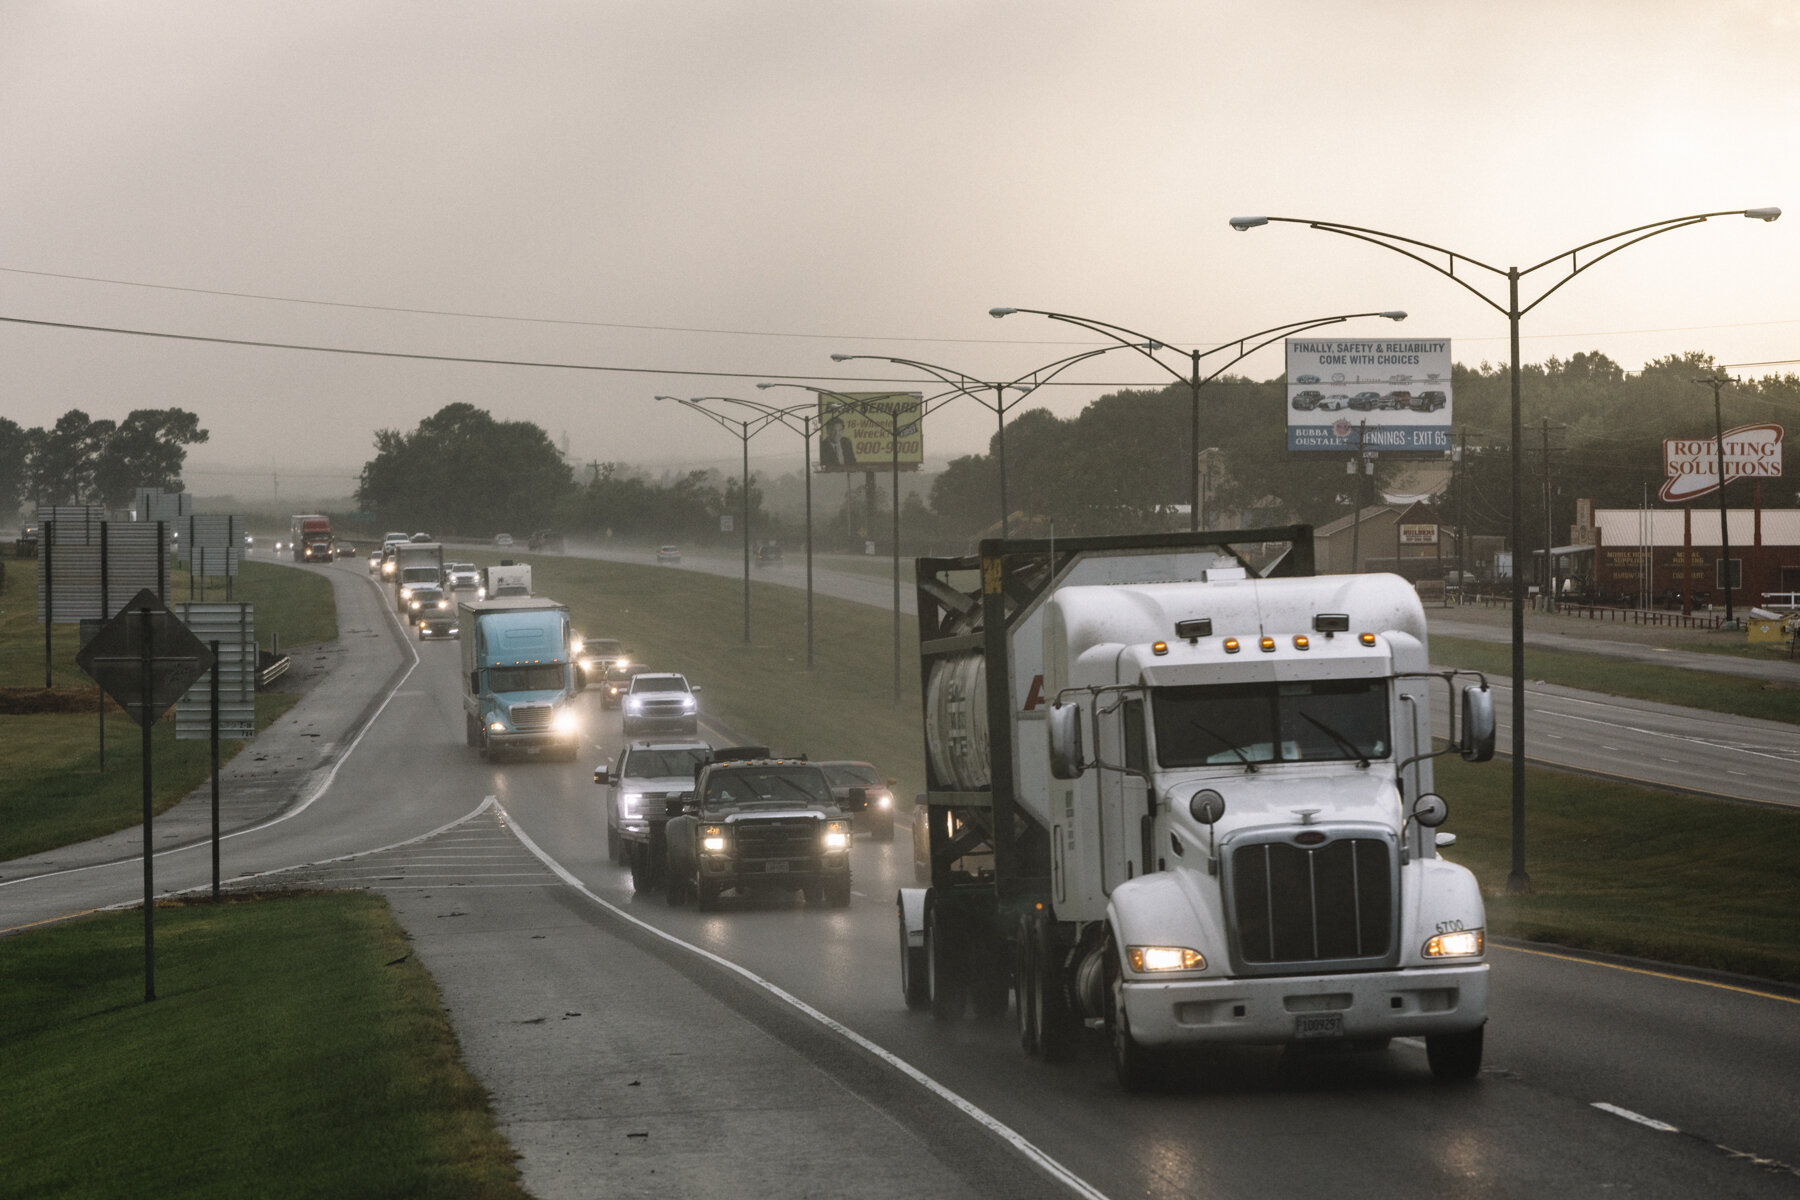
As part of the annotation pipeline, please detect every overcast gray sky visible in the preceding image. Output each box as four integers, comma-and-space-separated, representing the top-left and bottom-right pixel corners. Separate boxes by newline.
5, 1, 1798, 500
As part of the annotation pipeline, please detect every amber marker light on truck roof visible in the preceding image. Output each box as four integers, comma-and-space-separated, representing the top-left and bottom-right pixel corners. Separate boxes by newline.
1152, 641, 1168, 655
1223, 638, 1241, 653
1259, 636, 1276, 652
1293, 635, 1310, 651
1360, 632, 1378, 646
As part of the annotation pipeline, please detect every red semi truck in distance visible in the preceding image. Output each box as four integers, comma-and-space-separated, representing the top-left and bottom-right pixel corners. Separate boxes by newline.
289, 514, 334, 562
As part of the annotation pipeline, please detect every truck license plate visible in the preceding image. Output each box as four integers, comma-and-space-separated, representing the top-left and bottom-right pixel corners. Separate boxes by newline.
1295, 1013, 1344, 1039
764, 861, 789, 873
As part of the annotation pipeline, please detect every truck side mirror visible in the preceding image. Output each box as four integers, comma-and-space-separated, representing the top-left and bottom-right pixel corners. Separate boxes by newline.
689, 684, 702, 693
1411, 793, 1449, 827
1460, 686, 1496, 762
593, 767, 609, 786
1047, 703, 1084, 779
848, 787, 867, 806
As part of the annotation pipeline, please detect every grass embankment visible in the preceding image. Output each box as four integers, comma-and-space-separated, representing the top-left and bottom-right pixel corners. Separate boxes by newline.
1432, 634, 1800, 726
0, 558, 335, 861
1437, 757, 1800, 982
513, 552, 1800, 981
517, 553, 928, 794
1, 893, 526, 1200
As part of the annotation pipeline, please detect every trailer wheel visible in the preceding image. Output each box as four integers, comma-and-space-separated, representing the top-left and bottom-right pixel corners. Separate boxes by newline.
1426, 1025, 1484, 1082
1015, 919, 1040, 1055
899, 907, 929, 1011
925, 900, 968, 1021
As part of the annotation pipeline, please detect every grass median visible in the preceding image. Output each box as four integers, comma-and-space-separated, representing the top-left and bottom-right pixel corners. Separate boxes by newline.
1, 892, 526, 1200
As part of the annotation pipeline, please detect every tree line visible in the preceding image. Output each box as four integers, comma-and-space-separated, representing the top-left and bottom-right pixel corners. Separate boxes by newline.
0, 408, 209, 517
354, 355, 1797, 556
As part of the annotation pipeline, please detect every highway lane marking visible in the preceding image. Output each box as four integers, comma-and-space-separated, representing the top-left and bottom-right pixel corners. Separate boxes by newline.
1497, 944, 1800, 1006
1591, 1103, 1800, 1178
496, 796, 1114, 1200
0, 570, 424, 895
1592, 1102, 1677, 1132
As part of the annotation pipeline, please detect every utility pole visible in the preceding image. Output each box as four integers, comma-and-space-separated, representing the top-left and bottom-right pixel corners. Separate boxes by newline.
1541, 419, 1555, 611
1456, 428, 1468, 593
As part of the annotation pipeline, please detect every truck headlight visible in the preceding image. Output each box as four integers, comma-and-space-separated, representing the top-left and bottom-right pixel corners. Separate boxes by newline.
436, 600, 448, 609
680, 695, 697, 712
554, 709, 579, 734
1126, 946, 1206, 973
620, 792, 644, 817
701, 824, 726, 853
489, 720, 506, 732
874, 792, 892, 810
1423, 929, 1484, 958
409, 600, 421, 610
625, 697, 643, 713
823, 820, 850, 850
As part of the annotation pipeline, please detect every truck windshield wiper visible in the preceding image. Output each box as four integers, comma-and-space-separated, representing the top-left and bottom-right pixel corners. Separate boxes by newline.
1301, 713, 1370, 768
1187, 719, 1258, 774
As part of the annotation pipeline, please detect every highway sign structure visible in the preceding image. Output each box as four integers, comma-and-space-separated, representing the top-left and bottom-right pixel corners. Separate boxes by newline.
75, 589, 215, 727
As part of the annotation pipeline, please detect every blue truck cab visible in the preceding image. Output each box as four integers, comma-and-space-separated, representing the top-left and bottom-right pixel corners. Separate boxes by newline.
459, 596, 581, 761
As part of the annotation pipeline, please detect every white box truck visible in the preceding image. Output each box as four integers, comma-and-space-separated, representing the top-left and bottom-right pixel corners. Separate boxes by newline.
897, 528, 1495, 1089
483, 561, 531, 598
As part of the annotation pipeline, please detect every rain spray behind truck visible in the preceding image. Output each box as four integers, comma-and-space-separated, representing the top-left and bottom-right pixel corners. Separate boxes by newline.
897, 527, 1495, 1089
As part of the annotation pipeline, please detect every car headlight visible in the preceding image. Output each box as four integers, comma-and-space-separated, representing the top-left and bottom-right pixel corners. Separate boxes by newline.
436, 600, 448, 609
553, 709, 579, 734
1126, 946, 1206, 973
874, 792, 892, 809
477, 587, 487, 599
401, 586, 413, 599
823, 820, 850, 851
701, 824, 726, 853
1423, 929, 1484, 958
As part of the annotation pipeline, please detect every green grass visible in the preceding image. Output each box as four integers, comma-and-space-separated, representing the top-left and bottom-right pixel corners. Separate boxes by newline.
1437, 756, 1800, 982
0, 695, 301, 862
0, 556, 337, 689
522, 553, 928, 797
1432, 634, 1800, 726
0, 892, 527, 1200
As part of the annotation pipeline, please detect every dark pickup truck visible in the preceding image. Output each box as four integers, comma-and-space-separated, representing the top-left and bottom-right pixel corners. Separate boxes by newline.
664, 748, 852, 911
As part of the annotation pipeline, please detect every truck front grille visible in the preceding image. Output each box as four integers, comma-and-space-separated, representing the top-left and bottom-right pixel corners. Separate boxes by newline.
732, 818, 818, 859
1228, 836, 1394, 970
510, 703, 554, 730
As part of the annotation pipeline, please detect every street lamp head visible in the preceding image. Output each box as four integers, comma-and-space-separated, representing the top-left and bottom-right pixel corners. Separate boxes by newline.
1745, 206, 1782, 222
1228, 216, 1269, 231
829, 353, 854, 362
1380, 311, 1407, 321
988, 307, 1018, 318
755, 382, 774, 389
654, 394, 680, 403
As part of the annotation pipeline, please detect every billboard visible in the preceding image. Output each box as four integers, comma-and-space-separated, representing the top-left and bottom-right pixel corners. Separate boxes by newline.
1285, 338, 1453, 453
1660, 423, 1784, 503
817, 392, 923, 473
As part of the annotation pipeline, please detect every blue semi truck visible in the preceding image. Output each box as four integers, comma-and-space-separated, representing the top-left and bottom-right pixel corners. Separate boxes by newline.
459, 596, 582, 761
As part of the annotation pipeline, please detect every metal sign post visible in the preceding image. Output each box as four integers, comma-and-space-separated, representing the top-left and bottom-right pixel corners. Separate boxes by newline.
75, 589, 214, 1002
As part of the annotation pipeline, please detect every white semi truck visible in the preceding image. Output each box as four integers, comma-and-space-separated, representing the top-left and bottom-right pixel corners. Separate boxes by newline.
897, 528, 1495, 1089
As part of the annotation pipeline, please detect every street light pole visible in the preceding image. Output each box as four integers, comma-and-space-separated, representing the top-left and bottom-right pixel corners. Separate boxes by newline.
1230, 205, 1781, 894
1696, 375, 1737, 625
990, 307, 1406, 531
829, 343, 1161, 539
657, 395, 787, 646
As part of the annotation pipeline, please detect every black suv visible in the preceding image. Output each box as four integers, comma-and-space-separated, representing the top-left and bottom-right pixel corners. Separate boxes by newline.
664, 748, 851, 910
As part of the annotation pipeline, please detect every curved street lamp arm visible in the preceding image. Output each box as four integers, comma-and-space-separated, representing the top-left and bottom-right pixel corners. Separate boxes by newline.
1243, 219, 1512, 318
1514, 217, 1714, 318
1003, 341, 1161, 399
993, 307, 1190, 385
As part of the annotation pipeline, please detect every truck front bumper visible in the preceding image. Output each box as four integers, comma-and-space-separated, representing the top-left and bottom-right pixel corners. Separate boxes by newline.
486, 730, 578, 752
1121, 962, 1488, 1047
700, 852, 849, 889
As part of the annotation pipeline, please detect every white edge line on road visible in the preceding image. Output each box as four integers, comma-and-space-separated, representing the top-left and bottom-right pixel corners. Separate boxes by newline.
1591, 1102, 1678, 1132
1, 569, 423, 892
493, 796, 1113, 1200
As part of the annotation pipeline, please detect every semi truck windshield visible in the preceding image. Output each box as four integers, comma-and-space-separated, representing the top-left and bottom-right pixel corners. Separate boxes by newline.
1152, 678, 1389, 767
488, 664, 566, 693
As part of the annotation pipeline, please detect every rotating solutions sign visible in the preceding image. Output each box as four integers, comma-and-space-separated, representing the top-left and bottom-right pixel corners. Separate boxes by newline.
1285, 338, 1453, 452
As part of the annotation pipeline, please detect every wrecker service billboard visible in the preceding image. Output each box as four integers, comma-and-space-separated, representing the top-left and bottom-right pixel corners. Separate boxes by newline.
1285, 338, 1453, 453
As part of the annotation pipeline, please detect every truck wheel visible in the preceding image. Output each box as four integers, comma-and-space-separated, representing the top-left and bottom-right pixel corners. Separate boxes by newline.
628, 844, 649, 892
1016, 918, 1040, 1054
606, 823, 620, 865
1111, 1003, 1155, 1092
465, 713, 480, 748
665, 864, 688, 907
899, 908, 930, 1012
1034, 919, 1079, 1062
1426, 1025, 1484, 1082
826, 875, 852, 909
695, 875, 720, 912
925, 901, 967, 1021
